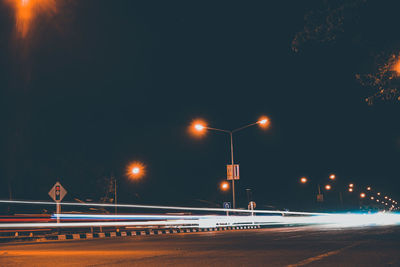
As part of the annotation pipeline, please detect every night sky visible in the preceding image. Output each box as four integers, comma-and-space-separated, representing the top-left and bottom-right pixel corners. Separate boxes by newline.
1, 1, 400, 212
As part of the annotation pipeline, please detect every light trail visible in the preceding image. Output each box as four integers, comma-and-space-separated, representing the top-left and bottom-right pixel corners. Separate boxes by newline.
1, 199, 399, 230
0, 199, 326, 216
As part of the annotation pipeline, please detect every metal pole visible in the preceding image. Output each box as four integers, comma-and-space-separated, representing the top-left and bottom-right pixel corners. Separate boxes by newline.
230, 132, 236, 209
56, 203, 60, 224
114, 178, 117, 215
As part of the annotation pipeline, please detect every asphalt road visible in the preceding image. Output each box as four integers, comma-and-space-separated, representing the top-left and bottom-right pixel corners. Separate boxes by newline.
1, 226, 400, 266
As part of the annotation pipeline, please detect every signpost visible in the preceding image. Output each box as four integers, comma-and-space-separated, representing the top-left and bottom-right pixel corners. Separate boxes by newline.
223, 202, 231, 216
226, 164, 239, 180
48, 181, 67, 223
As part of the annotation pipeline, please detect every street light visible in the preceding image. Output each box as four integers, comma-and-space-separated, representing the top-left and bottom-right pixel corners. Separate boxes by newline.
300, 177, 307, 184
329, 174, 336, 180
348, 188, 353, 192
325, 184, 331, 190
220, 181, 230, 191
191, 116, 270, 208
367, 186, 371, 191
349, 183, 354, 188
360, 193, 366, 198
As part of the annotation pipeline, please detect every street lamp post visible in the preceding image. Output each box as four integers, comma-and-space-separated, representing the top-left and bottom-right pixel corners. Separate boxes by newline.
192, 117, 269, 209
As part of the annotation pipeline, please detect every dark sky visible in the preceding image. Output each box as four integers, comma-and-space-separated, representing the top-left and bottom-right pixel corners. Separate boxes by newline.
1, 0, 400, 212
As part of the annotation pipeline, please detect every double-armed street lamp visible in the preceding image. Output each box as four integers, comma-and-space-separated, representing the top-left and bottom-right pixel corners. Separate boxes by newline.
191, 116, 270, 209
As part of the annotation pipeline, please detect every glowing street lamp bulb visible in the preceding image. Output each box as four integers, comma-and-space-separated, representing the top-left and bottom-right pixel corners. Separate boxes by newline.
325, 184, 331, 190
300, 177, 307, 184
329, 174, 336, 180
367, 186, 371, 191
348, 188, 353, 192
257, 116, 270, 128
360, 193, 366, 198
195, 124, 205, 131
377, 192, 381, 196
132, 167, 140, 174
220, 181, 229, 191
371, 196, 374, 200
349, 183, 354, 188
385, 196, 388, 199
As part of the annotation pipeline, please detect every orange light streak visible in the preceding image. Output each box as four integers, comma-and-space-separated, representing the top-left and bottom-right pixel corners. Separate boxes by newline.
7, 0, 57, 38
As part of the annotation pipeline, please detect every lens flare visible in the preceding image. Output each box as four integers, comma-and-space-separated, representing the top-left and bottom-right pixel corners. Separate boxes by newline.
189, 119, 207, 137
257, 116, 270, 129
126, 161, 146, 180
7, 0, 57, 39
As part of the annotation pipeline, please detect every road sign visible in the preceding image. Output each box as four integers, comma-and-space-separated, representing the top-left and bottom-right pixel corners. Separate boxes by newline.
226, 164, 239, 180
223, 202, 231, 209
49, 182, 67, 203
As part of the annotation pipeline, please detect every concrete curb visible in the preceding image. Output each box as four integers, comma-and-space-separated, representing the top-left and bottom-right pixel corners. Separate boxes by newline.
43, 225, 262, 241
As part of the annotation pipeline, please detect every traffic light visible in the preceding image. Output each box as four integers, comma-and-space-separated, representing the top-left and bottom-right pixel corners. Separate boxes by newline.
55, 185, 60, 201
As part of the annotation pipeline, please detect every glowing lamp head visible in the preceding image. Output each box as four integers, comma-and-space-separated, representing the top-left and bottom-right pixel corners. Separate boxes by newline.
194, 124, 205, 131
349, 183, 354, 188
126, 161, 146, 180
190, 119, 207, 137
367, 186, 371, 191
220, 181, 229, 191
132, 167, 140, 174
325, 184, 331, 190
329, 174, 336, 180
300, 177, 307, 184
348, 188, 353, 192
370, 196, 374, 200
257, 116, 270, 128
360, 193, 366, 198
385, 196, 388, 199
377, 192, 381, 196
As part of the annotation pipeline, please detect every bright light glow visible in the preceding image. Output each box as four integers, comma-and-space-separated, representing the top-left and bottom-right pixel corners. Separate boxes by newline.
349, 183, 354, 188
393, 58, 400, 75
329, 174, 336, 180
220, 181, 229, 191
1, 200, 400, 230
377, 192, 381, 196
367, 186, 371, 191
300, 177, 307, 184
348, 188, 353, 192
325, 184, 331, 190
6, 0, 57, 38
385, 196, 388, 199
190, 119, 207, 137
257, 116, 270, 128
360, 193, 366, 198
195, 124, 204, 131
371, 196, 374, 200
126, 161, 145, 180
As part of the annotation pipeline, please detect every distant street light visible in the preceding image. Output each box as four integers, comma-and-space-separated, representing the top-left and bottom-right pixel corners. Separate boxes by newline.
325, 184, 331, 190
367, 186, 371, 191
329, 174, 336, 180
348, 188, 353, 192
190, 116, 270, 208
300, 177, 307, 184
349, 183, 354, 188
377, 192, 381, 196
220, 181, 230, 191
360, 193, 366, 198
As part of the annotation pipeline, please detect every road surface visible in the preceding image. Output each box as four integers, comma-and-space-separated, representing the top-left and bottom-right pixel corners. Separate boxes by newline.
1, 225, 400, 266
